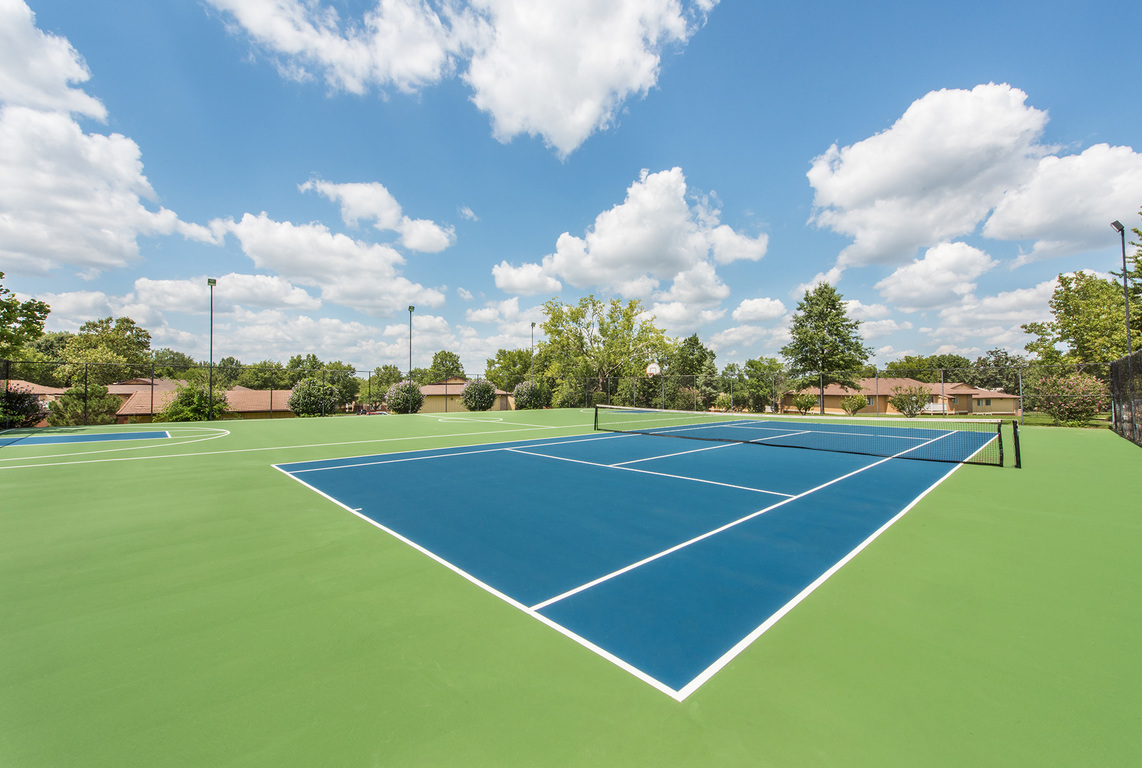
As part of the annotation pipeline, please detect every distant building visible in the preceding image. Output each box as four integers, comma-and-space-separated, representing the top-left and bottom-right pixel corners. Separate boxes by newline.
419, 377, 512, 413
782, 377, 1020, 416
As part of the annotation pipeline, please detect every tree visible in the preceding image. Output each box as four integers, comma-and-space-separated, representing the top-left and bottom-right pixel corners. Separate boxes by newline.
323, 361, 361, 409
888, 385, 930, 418
1, 272, 50, 358
288, 377, 340, 417
670, 334, 719, 410
156, 382, 231, 422
1022, 271, 1130, 366
386, 381, 424, 414
512, 380, 545, 410
47, 384, 121, 426
214, 356, 243, 388
841, 394, 867, 416
59, 316, 152, 385
235, 360, 285, 389
1027, 371, 1109, 426
884, 354, 971, 383
57, 346, 133, 387
1109, 208, 1142, 339
742, 357, 786, 412
461, 379, 496, 411
372, 364, 403, 391
485, 348, 532, 393
780, 284, 871, 413
152, 348, 198, 380
792, 393, 818, 415
965, 348, 1026, 393
406, 367, 432, 385
427, 350, 465, 382
1, 385, 43, 428
285, 354, 323, 387
538, 296, 671, 398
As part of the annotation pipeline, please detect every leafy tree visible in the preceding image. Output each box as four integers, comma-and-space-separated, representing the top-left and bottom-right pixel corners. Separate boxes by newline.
513, 379, 550, 409
7, 347, 66, 387
58, 317, 152, 385
406, 367, 432, 385
538, 296, 671, 397
670, 334, 720, 409
1, 272, 50, 358
323, 361, 361, 408
47, 384, 121, 426
156, 382, 230, 422
742, 357, 786, 412
1027, 371, 1109, 426
780, 284, 871, 413
792, 393, 818, 415
427, 350, 465, 382
1, 385, 43, 428
841, 394, 867, 416
214, 356, 243, 388
152, 348, 198, 380
26, 330, 71, 360
386, 380, 424, 414
285, 354, 323, 386
888, 385, 930, 417
965, 348, 1026, 393
884, 354, 971, 382
461, 378, 497, 411
57, 346, 133, 387
235, 360, 285, 389
1022, 271, 1130, 366
288, 377, 340, 417
485, 348, 532, 393
372, 364, 403, 391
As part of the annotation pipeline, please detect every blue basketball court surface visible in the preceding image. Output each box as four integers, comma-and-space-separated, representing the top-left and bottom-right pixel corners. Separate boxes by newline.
275, 429, 970, 699
0, 430, 170, 448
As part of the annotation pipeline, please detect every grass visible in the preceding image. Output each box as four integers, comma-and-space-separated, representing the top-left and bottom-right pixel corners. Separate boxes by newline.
1, 411, 1139, 766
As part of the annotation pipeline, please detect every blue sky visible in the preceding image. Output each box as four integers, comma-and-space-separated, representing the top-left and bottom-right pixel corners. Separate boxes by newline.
3, 0, 1141, 373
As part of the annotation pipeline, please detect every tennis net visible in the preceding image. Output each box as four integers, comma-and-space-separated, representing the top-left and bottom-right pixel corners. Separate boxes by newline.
594, 405, 1017, 467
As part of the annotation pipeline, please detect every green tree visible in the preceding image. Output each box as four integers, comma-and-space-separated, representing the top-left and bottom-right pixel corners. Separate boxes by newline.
1, 272, 50, 358
285, 354, 323, 386
1, 385, 43, 428
288, 377, 340, 417
538, 296, 671, 396
1027, 371, 1109, 426
57, 346, 133, 387
59, 317, 153, 384
742, 357, 786, 413
156, 382, 230, 422
461, 379, 497, 411
884, 354, 971, 383
1022, 271, 1130, 366
427, 350, 465, 382
321, 361, 361, 409
888, 385, 930, 417
372, 364, 403, 391
485, 348, 532, 393
792, 393, 817, 415
512, 380, 545, 410
47, 384, 121, 426
214, 356, 243, 388
26, 330, 71, 360
386, 380, 424, 414
152, 348, 198, 380
841, 393, 868, 416
965, 348, 1026, 393
780, 284, 871, 413
406, 367, 432, 385
235, 360, 285, 389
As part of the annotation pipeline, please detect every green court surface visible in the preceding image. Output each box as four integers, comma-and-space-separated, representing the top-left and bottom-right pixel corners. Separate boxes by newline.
1, 411, 1138, 767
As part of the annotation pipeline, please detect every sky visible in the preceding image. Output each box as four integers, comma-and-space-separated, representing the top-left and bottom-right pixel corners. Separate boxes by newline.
3, 0, 1141, 374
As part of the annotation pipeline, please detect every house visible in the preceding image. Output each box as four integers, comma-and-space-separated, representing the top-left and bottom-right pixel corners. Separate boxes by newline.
782, 377, 1020, 416
419, 377, 512, 413
117, 384, 297, 422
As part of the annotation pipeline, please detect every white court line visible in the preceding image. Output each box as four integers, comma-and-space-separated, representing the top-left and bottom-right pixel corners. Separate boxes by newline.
0, 427, 228, 462
609, 441, 736, 466
528, 430, 955, 613
505, 447, 793, 498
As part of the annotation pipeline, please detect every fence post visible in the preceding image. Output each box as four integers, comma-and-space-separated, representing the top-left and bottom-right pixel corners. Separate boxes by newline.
83, 363, 89, 426
322, 368, 326, 416
1018, 368, 1024, 426
875, 370, 880, 415
150, 363, 155, 421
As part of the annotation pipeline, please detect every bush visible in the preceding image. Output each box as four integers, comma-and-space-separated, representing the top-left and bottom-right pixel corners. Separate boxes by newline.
792, 393, 818, 415
715, 392, 733, 411
385, 380, 424, 414
47, 384, 121, 426
841, 393, 867, 416
461, 378, 497, 412
1, 385, 43, 428
157, 382, 230, 421
888, 385, 929, 418
288, 376, 340, 417
1031, 372, 1109, 426
554, 381, 584, 409
512, 380, 544, 410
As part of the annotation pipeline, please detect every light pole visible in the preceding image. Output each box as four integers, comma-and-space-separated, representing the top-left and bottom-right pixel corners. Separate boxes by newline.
1112, 221, 1133, 357
530, 321, 536, 353
207, 278, 216, 420
408, 305, 415, 379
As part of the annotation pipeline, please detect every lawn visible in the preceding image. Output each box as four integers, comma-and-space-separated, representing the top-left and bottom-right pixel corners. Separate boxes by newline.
1, 410, 1138, 766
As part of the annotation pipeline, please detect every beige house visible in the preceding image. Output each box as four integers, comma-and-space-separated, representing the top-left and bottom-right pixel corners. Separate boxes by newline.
782, 377, 1020, 416
419, 377, 512, 413
117, 385, 297, 422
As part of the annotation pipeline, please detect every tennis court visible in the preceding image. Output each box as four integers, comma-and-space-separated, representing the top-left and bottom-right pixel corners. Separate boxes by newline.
275, 410, 1004, 698
2, 410, 1138, 767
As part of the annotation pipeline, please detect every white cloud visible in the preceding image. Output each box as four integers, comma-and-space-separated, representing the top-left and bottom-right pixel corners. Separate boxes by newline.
860, 318, 913, 340
793, 266, 845, 297
131, 274, 321, 314
874, 242, 997, 311
207, 0, 717, 157
36, 290, 118, 331
732, 297, 785, 323
928, 277, 1058, 348
983, 143, 1142, 263
457, 287, 474, 301
216, 212, 445, 316
0, 0, 107, 119
647, 301, 724, 336
808, 83, 1048, 267
300, 178, 455, 252
842, 299, 891, 320
459, 205, 478, 221
495, 168, 763, 308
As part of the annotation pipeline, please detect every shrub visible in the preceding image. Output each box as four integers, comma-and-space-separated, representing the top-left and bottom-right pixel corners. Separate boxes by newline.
288, 376, 340, 417
47, 384, 121, 426
554, 381, 584, 409
715, 392, 734, 411
385, 380, 424, 414
1031, 372, 1109, 426
888, 385, 930, 418
158, 382, 231, 421
512, 380, 544, 410
461, 378, 496, 412
1, 385, 43, 428
792, 392, 818, 415
841, 393, 867, 416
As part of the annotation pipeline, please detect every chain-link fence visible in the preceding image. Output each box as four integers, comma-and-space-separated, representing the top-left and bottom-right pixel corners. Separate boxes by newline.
0, 358, 1119, 428
1109, 350, 1141, 447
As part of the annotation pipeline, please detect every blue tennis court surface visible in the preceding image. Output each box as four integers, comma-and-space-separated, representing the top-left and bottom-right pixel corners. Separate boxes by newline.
276, 430, 966, 699
0, 430, 171, 447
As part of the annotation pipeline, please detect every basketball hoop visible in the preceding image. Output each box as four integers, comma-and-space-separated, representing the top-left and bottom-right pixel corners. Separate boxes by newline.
646, 362, 661, 376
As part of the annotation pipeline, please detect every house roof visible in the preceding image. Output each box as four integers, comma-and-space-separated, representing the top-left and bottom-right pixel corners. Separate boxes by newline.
788, 377, 1020, 399
106, 378, 185, 396
115, 387, 295, 416
2, 379, 65, 396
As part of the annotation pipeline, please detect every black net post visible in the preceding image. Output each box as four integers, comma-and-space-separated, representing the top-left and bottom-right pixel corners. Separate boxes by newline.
1012, 420, 1022, 469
